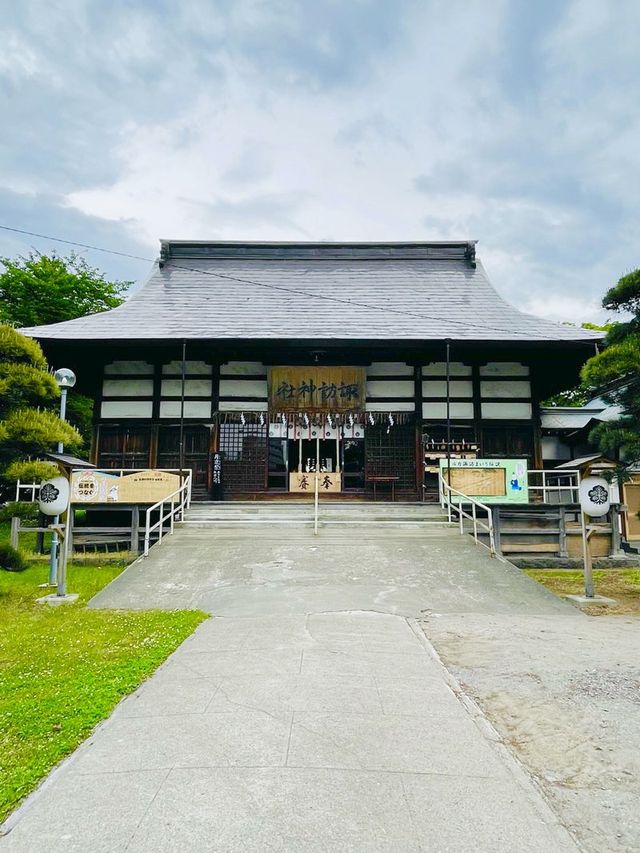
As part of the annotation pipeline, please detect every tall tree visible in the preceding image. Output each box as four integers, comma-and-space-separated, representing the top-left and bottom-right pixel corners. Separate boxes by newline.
0, 252, 130, 328
0, 325, 82, 485
581, 270, 640, 465
543, 323, 612, 407
0, 252, 130, 444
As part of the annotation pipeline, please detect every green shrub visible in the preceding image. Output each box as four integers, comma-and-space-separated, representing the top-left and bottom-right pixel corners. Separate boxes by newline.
0, 543, 28, 572
0, 363, 59, 414
0, 325, 47, 369
0, 501, 40, 523
3, 459, 59, 483
0, 408, 82, 457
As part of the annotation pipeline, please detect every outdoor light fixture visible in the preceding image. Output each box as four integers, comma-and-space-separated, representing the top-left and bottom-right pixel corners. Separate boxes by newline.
53, 367, 76, 388
48, 367, 76, 590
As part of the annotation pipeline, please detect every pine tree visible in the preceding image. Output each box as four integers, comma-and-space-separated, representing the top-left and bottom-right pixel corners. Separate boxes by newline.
0, 326, 82, 484
581, 270, 640, 466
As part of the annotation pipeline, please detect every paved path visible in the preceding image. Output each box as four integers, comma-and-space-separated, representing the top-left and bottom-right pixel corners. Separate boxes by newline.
2, 527, 580, 851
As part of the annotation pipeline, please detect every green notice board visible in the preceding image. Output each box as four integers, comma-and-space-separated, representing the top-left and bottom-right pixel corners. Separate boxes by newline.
439, 458, 529, 504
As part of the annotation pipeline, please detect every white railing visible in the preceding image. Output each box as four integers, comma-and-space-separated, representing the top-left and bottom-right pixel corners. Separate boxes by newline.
439, 473, 496, 555
15, 481, 40, 502
527, 469, 580, 504
143, 472, 192, 557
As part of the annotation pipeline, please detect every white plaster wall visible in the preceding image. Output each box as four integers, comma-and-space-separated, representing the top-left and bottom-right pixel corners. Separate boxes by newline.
422, 380, 473, 398
480, 362, 529, 376
366, 401, 414, 412
101, 400, 153, 418
163, 360, 211, 375
159, 401, 212, 418
220, 362, 265, 376
102, 379, 154, 397
481, 402, 532, 419
366, 380, 414, 398
422, 362, 472, 376
480, 380, 531, 399
219, 378, 268, 398
367, 362, 413, 376
104, 360, 153, 375
423, 402, 474, 419
219, 400, 269, 412
161, 379, 213, 397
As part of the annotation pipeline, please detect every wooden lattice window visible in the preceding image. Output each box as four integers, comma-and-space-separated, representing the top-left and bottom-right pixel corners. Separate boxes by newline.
365, 421, 416, 489
219, 423, 267, 493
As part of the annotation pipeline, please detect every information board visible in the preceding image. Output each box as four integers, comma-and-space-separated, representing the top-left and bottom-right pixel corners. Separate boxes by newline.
439, 458, 529, 504
71, 470, 180, 504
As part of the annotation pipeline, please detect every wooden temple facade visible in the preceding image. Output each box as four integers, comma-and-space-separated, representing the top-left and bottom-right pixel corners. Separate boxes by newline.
23, 241, 601, 500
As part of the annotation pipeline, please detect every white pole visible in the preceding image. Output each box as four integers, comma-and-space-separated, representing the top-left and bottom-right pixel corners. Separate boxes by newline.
56, 499, 72, 597
49, 386, 68, 586
580, 510, 595, 598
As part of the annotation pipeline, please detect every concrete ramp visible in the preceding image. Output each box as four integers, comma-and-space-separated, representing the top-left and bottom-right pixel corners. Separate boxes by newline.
89, 502, 573, 617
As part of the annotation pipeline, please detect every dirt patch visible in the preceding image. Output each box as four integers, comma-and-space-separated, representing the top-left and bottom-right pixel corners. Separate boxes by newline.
421, 612, 640, 853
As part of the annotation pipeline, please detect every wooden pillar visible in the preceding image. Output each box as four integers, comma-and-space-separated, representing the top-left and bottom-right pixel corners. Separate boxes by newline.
10, 516, 20, 549
67, 508, 74, 557
151, 361, 163, 421
471, 364, 482, 452
414, 364, 423, 498
558, 506, 568, 558
531, 400, 544, 470
610, 505, 623, 556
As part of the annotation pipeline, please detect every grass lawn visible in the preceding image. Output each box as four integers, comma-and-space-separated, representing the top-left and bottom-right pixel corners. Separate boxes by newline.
0, 552, 207, 825
525, 568, 640, 616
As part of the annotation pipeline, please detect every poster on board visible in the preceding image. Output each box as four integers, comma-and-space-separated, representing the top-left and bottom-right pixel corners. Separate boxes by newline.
439, 458, 529, 504
70, 470, 181, 504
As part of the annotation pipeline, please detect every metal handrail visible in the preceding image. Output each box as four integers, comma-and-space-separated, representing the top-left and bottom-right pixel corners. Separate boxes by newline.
15, 481, 40, 502
439, 473, 495, 555
143, 472, 192, 557
526, 469, 580, 503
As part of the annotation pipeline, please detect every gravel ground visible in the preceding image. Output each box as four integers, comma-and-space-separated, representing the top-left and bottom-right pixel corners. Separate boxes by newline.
420, 612, 640, 853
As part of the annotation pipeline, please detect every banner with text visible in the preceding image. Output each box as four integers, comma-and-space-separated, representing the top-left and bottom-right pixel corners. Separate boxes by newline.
268, 366, 366, 412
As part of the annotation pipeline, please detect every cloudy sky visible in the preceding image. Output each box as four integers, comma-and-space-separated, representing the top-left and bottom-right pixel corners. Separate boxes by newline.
1, 0, 638, 323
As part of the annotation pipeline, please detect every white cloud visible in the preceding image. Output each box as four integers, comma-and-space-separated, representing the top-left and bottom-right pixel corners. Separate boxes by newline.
1, 0, 638, 327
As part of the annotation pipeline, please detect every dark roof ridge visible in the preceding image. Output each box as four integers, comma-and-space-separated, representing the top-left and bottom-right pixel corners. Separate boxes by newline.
160, 240, 478, 266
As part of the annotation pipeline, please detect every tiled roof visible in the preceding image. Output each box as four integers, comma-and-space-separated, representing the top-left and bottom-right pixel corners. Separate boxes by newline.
22, 241, 603, 343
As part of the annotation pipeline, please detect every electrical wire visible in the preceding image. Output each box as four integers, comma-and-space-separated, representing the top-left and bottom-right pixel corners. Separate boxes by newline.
0, 223, 595, 339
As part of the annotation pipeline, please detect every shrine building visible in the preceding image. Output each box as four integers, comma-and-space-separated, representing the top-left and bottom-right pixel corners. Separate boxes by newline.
23, 240, 601, 500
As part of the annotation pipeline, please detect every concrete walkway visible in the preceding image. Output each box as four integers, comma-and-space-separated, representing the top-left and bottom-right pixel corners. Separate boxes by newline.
1, 525, 580, 851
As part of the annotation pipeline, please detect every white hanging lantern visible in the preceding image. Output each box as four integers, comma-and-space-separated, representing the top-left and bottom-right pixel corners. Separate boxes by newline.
39, 477, 70, 517
579, 476, 611, 517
